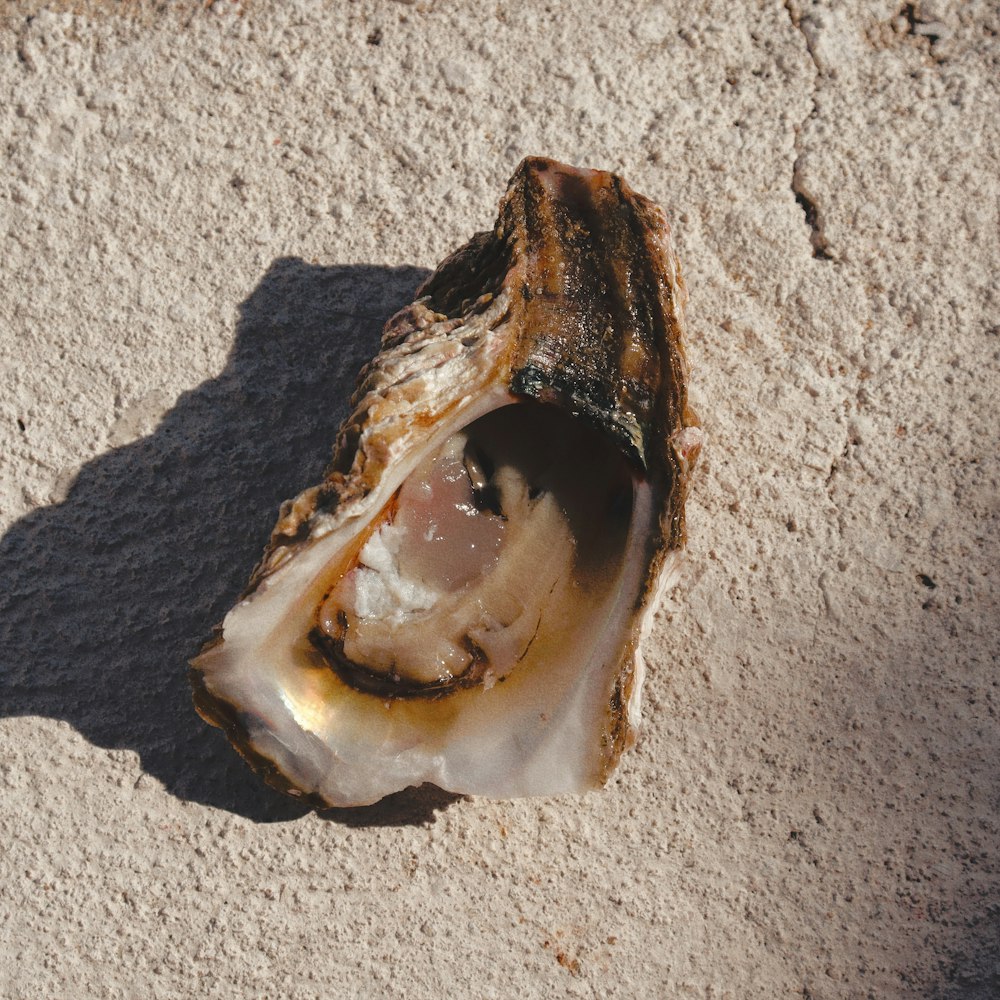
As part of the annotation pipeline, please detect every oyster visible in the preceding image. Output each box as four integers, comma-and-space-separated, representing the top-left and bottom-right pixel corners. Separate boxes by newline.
190, 157, 701, 807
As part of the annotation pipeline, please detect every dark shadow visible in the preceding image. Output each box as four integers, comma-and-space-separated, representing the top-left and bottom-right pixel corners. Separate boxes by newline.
0, 257, 461, 826
320, 784, 464, 829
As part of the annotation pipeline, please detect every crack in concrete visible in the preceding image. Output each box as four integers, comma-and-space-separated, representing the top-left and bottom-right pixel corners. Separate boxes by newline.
15, 18, 38, 73
784, 0, 833, 262
900, 2, 945, 51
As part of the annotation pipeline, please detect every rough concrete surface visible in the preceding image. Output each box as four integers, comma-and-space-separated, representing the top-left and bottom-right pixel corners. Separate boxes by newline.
1, 1, 998, 997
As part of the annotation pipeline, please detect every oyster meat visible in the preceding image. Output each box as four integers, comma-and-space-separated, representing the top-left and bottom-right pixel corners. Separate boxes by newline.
190, 157, 701, 807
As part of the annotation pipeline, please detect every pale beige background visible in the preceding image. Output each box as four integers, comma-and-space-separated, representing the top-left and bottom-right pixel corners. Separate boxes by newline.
1, 2, 998, 997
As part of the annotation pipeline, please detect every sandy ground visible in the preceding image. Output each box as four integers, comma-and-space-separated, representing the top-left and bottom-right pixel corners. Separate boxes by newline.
1, 1, 998, 997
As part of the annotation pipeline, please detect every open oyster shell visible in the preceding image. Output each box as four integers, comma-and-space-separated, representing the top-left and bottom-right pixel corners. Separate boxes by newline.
190, 157, 701, 807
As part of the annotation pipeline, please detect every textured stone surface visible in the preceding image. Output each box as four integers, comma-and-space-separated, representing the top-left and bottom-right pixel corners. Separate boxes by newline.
1, 2, 997, 997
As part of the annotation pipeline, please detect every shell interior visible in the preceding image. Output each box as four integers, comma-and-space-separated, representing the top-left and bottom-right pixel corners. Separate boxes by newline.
196, 398, 656, 805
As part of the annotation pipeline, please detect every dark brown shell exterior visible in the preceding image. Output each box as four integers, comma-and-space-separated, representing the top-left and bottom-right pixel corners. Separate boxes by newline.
426, 161, 689, 459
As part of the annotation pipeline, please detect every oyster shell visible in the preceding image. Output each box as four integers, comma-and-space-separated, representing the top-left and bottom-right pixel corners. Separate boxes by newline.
190, 157, 701, 807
